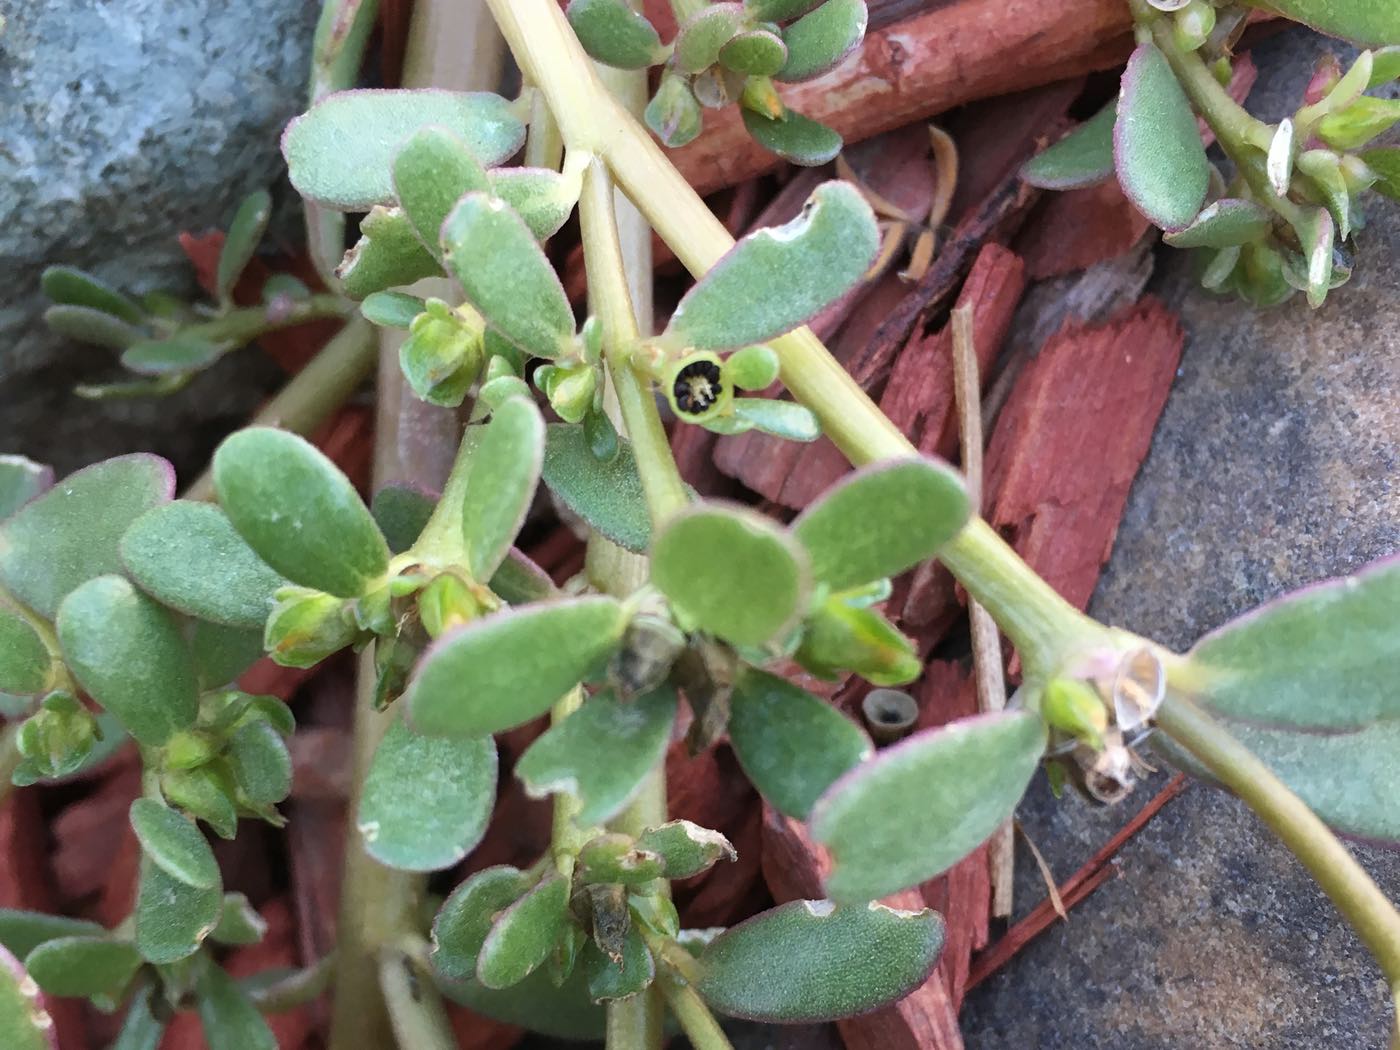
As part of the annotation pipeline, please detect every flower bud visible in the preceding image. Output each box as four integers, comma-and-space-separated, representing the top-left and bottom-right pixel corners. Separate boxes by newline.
723, 344, 780, 391
399, 299, 485, 407
418, 572, 487, 639
645, 72, 702, 148
1172, 0, 1215, 52
796, 598, 921, 686
547, 363, 599, 424
14, 691, 98, 781
264, 587, 357, 669
1042, 677, 1109, 748
162, 764, 239, 839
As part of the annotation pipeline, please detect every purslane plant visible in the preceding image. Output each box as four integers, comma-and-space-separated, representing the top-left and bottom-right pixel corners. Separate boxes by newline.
3, 1, 1399, 1048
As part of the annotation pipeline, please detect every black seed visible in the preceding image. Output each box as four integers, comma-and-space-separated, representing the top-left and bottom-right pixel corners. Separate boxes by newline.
672, 359, 724, 415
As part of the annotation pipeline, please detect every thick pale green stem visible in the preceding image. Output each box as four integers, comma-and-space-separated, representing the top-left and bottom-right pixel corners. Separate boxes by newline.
1156, 693, 1400, 985
483, 0, 1099, 675
578, 158, 689, 524
185, 317, 377, 501
656, 977, 735, 1050
378, 941, 457, 1050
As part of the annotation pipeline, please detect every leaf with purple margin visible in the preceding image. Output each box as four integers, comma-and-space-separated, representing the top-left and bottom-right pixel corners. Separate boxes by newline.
810, 710, 1047, 902
0, 945, 53, 1050
406, 596, 627, 737
1021, 102, 1116, 190
1255, 0, 1400, 48
792, 457, 969, 592
1163, 198, 1273, 249
1180, 555, 1400, 730
741, 107, 843, 167
695, 899, 944, 1022
338, 206, 444, 300
1114, 42, 1209, 232
283, 89, 525, 210
0, 455, 174, 619
441, 192, 576, 360
516, 687, 677, 825
777, 0, 867, 82
663, 181, 876, 351
728, 669, 872, 819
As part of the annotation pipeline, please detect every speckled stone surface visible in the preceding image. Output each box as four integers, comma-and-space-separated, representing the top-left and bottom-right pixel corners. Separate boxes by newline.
961, 27, 1400, 1050
0, 0, 317, 478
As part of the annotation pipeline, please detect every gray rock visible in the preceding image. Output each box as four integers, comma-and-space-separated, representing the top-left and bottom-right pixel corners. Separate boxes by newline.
0, 0, 318, 479
963, 27, 1400, 1050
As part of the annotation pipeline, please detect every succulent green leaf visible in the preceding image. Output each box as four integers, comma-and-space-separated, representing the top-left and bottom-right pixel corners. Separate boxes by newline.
217, 189, 273, 302
40, 266, 144, 324
1295, 206, 1335, 308
121, 501, 288, 629
675, 3, 746, 73
636, 820, 736, 879
25, 936, 141, 999
1254, 0, 1400, 47
516, 687, 678, 825
227, 720, 293, 806
1163, 198, 1274, 248
1297, 149, 1351, 240
191, 622, 263, 691
1161, 715, 1400, 843
810, 710, 1047, 902
359, 713, 497, 872
711, 399, 821, 442
121, 336, 226, 376
567, 0, 666, 69
129, 799, 221, 890
476, 874, 570, 989
441, 192, 576, 360
490, 549, 559, 605
582, 926, 654, 1002
371, 484, 436, 553
57, 576, 198, 747
651, 504, 810, 647
432, 866, 532, 979
362, 291, 426, 329
44, 304, 145, 350
338, 206, 444, 300
214, 427, 389, 598
0, 606, 49, 695
0, 454, 173, 619
1114, 42, 1210, 232
0, 946, 53, 1050
407, 596, 627, 736
576, 834, 666, 885
283, 89, 525, 210
664, 181, 877, 351
1361, 145, 1400, 199
134, 858, 222, 963
1371, 46, 1400, 85
542, 424, 652, 554
210, 893, 268, 946
777, 0, 867, 82
197, 963, 277, 1050
1182, 556, 1400, 730
741, 106, 844, 167
462, 397, 545, 582
728, 669, 872, 819
645, 73, 703, 149
491, 167, 580, 240
434, 961, 604, 1039
0, 457, 52, 522
1318, 95, 1400, 150
0, 912, 105, 960
109, 994, 163, 1050
792, 457, 970, 592
1021, 102, 1117, 189
695, 899, 944, 1021
721, 30, 788, 76
392, 127, 491, 251
746, 0, 823, 18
